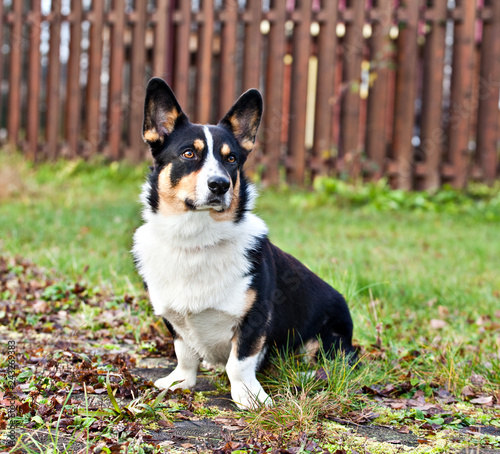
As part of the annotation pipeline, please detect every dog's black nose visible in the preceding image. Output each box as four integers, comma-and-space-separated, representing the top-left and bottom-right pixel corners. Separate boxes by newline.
207, 176, 230, 195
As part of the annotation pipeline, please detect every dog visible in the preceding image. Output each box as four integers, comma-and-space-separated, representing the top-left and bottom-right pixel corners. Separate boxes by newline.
132, 78, 356, 409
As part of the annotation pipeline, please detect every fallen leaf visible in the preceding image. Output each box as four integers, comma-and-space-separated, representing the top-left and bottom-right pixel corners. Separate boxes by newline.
461, 385, 476, 397
430, 319, 447, 329
470, 396, 493, 405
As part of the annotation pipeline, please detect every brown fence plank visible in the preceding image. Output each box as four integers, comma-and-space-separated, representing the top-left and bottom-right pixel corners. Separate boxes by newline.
420, 0, 448, 190
392, 0, 420, 190
127, 0, 148, 161
85, 0, 104, 157
46, 0, 62, 159
339, 0, 365, 178
7, 0, 23, 149
65, 0, 83, 159
218, 0, 238, 118
153, 0, 173, 81
365, 0, 393, 180
173, 0, 191, 110
262, 0, 287, 185
242, 0, 262, 91
107, 0, 125, 160
447, 0, 476, 188
288, 0, 313, 185
312, 0, 339, 178
0, 0, 5, 132
26, 0, 41, 160
196, 0, 214, 124
476, 0, 500, 184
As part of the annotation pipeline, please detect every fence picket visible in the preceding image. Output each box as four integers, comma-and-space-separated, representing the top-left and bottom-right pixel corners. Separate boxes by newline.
7, 0, 23, 149
288, 0, 312, 185
65, 0, 83, 159
476, 0, 500, 184
420, 0, 448, 190
46, 0, 63, 159
365, 0, 393, 180
27, 0, 42, 160
447, 0, 477, 188
107, 0, 125, 160
312, 0, 339, 179
392, 0, 420, 190
340, 0, 365, 178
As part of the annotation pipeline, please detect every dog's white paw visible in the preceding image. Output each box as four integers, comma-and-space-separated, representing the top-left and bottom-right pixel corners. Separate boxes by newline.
154, 368, 197, 391
231, 383, 272, 410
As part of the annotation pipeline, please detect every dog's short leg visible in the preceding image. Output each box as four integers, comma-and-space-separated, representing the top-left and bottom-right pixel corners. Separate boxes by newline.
155, 339, 200, 391
226, 335, 271, 410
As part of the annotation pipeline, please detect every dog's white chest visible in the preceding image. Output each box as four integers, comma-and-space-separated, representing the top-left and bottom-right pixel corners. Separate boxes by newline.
133, 210, 268, 361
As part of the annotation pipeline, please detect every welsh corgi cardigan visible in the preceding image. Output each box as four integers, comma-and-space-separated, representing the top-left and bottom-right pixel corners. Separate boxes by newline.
133, 78, 356, 409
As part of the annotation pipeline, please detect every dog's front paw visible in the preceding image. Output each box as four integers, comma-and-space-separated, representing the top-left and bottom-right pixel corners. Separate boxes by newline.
154, 367, 197, 391
231, 383, 272, 410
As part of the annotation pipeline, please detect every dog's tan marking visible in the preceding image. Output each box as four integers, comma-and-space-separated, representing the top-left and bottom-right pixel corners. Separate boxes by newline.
231, 331, 265, 358
193, 139, 204, 152
244, 288, 257, 313
221, 143, 231, 158
241, 140, 254, 151
157, 164, 200, 216
162, 107, 179, 134
209, 173, 240, 222
227, 114, 241, 137
143, 129, 160, 143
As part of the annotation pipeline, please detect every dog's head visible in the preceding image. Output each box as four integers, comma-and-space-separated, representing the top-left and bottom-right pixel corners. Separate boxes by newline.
142, 78, 262, 221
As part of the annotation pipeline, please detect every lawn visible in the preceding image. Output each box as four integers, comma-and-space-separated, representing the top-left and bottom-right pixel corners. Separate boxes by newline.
0, 152, 499, 453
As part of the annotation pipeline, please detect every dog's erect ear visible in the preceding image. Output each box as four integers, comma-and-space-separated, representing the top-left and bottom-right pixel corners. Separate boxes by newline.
143, 78, 188, 149
218, 89, 263, 154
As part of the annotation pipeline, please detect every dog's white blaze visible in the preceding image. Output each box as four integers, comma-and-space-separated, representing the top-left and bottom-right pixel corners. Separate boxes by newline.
195, 126, 232, 208
133, 186, 268, 366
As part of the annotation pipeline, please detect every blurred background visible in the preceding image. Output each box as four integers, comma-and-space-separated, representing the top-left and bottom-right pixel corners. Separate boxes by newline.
0, 0, 499, 190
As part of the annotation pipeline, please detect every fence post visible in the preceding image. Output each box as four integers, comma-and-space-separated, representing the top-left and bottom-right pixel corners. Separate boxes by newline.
107, 0, 125, 160
153, 0, 173, 82
447, 0, 476, 188
27, 0, 42, 161
196, 0, 215, 124
365, 0, 393, 181
392, 0, 419, 190
85, 0, 104, 158
127, 0, 148, 162
340, 0, 365, 179
420, 0, 448, 190
312, 0, 339, 179
46, 0, 63, 159
262, 0, 287, 185
219, 0, 238, 118
288, 0, 313, 185
7, 0, 23, 150
173, 1, 192, 111
65, 0, 83, 159
476, 0, 500, 185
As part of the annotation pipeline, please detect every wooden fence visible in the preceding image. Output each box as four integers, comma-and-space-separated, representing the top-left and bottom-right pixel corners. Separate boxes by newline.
1, 0, 499, 189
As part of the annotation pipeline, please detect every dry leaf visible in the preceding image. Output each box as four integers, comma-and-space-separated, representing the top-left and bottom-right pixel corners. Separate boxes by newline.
470, 396, 493, 405
430, 319, 447, 329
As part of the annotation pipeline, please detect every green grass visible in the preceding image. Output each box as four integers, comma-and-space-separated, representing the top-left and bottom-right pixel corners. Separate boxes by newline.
2, 151, 500, 385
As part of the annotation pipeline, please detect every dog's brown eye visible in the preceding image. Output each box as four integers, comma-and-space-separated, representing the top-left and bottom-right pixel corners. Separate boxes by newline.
227, 155, 236, 163
183, 150, 195, 159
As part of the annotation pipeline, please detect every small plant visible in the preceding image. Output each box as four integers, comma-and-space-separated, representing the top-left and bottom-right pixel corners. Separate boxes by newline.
245, 343, 368, 437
